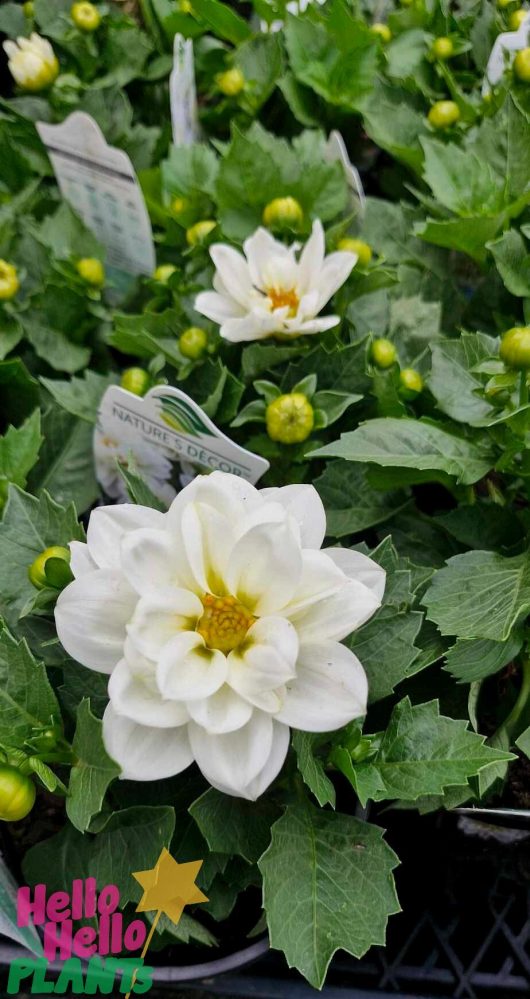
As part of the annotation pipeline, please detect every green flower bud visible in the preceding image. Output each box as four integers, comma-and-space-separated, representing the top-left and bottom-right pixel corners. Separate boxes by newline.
432, 37, 454, 60
338, 238, 372, 267
500, 327, 530, 370
76, 257, 104, 287
216, 67, 245, 97
185, 220, 216, 247
509, 9, 528, 29
170, 196, 189, 218
120, 367, 151, 396
28, 546, 72, 591
266, 393, 314, 444
514, 47, 530, 82
370, 22, 392, 42
0, 765, 35, 822
399, 368, 424, 399
262, 197, 303, 231
153, 263, 177, 283
179, 326, 208, 360
23, 1, 34, 16
428, 100, 460, 129
0, 260, 19, 300
71, 1, 101, 31
371, 338, 398, 369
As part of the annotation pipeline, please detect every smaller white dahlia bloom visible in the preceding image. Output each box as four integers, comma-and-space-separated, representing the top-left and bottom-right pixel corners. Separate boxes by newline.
94, 432, 176, 506
3, 34, 59, 92
194, 220, 357, 343
55, 472, 384, 799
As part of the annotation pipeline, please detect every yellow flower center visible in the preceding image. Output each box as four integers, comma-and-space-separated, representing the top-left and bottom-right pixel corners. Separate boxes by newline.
196, 594, 255, 653
267, 287, 299, 316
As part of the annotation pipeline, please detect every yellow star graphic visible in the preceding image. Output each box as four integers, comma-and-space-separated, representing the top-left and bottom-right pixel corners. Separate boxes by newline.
132, 848, 208, 924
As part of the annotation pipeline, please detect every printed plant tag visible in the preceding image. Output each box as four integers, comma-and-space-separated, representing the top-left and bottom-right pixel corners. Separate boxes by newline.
36, 111, 156, 282
483, 13, 530, 92
95, 384, 270, 505
326, 130, 366, 216
170, 34, 200, 146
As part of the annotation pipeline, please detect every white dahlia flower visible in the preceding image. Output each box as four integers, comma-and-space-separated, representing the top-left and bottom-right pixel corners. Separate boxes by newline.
3, 34, 59, 92
194, 220, 357, 343
55, 472, 384, 799
94, 432, 176, 506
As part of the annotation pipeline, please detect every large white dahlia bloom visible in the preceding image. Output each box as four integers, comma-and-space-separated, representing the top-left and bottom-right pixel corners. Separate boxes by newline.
194, 220, 357, 343
55, 472, 384, 799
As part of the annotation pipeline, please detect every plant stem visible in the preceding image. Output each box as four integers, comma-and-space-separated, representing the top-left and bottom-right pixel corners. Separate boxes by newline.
519, 370, 529, 407
503, 657, 530, 743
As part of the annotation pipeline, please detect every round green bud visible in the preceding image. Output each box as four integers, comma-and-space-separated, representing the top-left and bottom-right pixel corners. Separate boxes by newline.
71, 1, 101, 31
120, 367, 151, 396
432, 36, 454, 60
399, 368, 424, 399
76, 257, 104, 287
186, 220, 217, 247
338, 237, 372, 267
499, 326, 530, 370
179, 326, 208, 360
370, 22, 392, 43
0, 765, 36, 822
371, 338, 398, 369
428, 100, 461, 129
509, 9, 528, 29
23, 1, 34, 16
514, 47, 530, 81
0, 260, 19, 300
170, 195, 189, 218
262, 196, 304, 230
497, 0, 514, 7
216, 67, 245, 97
153, 263, 176, 283
266, 393, 314, 444
28, 546, 71, 590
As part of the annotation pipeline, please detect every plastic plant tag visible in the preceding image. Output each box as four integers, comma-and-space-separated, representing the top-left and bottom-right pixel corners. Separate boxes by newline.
36, 111, 156, 285
483, 12, 530, 93
170, 34, 200, 146
95, 384, 270, 504
326, 130, 366, 217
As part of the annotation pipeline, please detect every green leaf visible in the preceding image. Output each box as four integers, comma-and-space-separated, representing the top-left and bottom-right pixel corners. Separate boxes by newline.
22, 317, 91, 374
27, 405, 99, 515
66, 700, 120, 833
315, 462, 409, 538
444, 634, 523, 683
0, 625, 59, 745
0, 855, 43, 956
22, 806, 176, 905
386, 29, 427, 81
189, 788, 279, 864
310, 418, 495, 486
349, 698, 513, 806
283, 339, 370, 395
423, 549, 530, 641
0, 486, 84, 624
428, 333, 498, 426
361, 80, 429, 172
435, 503, 524, 551
161, 142, 219, 201
117, 463, 166, 512
361, 199, 445, 276
414, 215, 503, 263
40, 371, 116, 424
312, 390, 362, 427
187, 0, 250, 43
421, 138, 505, 216
0, 358, 39, 426
259, 800, 400, 989
488, 228, 530, 297
388, 295, 442, 365
292, 731, 336, 808
241, 342, 306, 380
235, 33, 284, 113
36, 202, 103, 261
0, 410, 42, 502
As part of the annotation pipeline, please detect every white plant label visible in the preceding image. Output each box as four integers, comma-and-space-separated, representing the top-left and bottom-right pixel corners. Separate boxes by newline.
326, 130, 366, 216
483, 12, 530, 93
95, 385, 270, 505
170, 34, 200, 146
36, 111, 156, 279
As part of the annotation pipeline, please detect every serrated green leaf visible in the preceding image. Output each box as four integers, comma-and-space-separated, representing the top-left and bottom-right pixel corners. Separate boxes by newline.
315, 462, 409, 538
423, 549, 530, 641
259, 800, 400, 988
189, 788, 279, 864
350, 698, 514, 806
0, 410, 42, 502
292, 730, 336, 808
40, 371, 116, 424
117, 463, 166, 512
310, 418, 495, 486
66, 699, 120, 833
0, 625, 59, 745
27, 406, 99, 515
488, 228, 530, 297
444, 633, 523, 683
428, 333, 499, 426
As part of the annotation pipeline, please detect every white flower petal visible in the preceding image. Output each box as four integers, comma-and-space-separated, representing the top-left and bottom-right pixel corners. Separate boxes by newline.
209, 244, 254, 308
289, 577, 381, 642
315, 251, 357, 310
186, 685, 253, 734
243, 227, 292, 287
157, 632, 227, 700
242, 721, 290, 800
102, 705, 192, 781
109, 658, 189, 727
69, 541, 97, 578
87, 504, 164, 570
285, 550, 345, 615
228, 616, 298, 709
226, 520, 302, 615
188, 709, 274, 796
55, 570, 134, 673
325, 548, 386, 601
283, 315, 340, 335
195, 290, 244, 324
127, 590, 202, 659
276, 641, 367, 731
260, 484, 326, 549
120, 528, 180, 596
221, 312, 279, 343
296, 219, 325, 295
